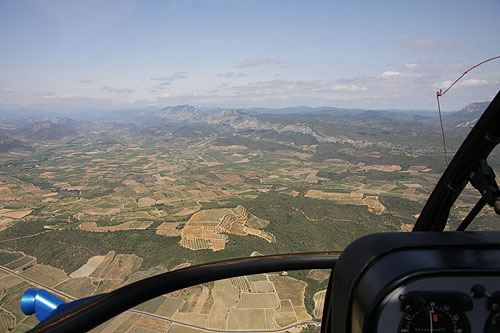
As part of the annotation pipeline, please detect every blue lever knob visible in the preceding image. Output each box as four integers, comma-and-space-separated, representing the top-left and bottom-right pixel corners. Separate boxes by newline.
21, 288, 103, 324
21, 288, 65, 321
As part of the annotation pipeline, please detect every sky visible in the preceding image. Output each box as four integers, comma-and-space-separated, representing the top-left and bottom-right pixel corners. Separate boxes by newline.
1, 0, 500, 112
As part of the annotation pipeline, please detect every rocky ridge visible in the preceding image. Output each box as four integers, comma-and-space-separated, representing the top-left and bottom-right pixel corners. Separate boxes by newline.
449, 102, 489, 128
153, 101, 490, 151
154, 105, 400, 149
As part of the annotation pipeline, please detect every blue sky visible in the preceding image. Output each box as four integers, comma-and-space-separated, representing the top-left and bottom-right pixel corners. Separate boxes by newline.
1, 0, 499, 111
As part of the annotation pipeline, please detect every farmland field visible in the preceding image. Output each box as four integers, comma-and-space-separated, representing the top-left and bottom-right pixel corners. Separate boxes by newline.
0, 111, 497, 332
0, 310, 15, 333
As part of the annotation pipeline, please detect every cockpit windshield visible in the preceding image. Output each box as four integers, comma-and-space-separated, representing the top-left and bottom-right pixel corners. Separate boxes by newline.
1, 1, 499, 332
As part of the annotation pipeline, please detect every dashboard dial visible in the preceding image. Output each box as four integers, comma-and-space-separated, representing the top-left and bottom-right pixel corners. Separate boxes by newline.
484, 312, 500, 333
398, 300, 470, 333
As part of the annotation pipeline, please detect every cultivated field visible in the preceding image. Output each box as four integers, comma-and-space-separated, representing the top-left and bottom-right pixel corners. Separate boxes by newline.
305, 190, 386, 215
179, 206, 274, 251
0, 117, 486, 332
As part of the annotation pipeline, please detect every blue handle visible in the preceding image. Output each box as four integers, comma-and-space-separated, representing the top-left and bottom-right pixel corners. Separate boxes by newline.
21, 288, 65, 322
21, 288, 102, 323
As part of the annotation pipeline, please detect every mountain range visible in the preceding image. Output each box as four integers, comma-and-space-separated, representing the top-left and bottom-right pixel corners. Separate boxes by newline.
148, 101, 488, 135
0, 101, 490, 153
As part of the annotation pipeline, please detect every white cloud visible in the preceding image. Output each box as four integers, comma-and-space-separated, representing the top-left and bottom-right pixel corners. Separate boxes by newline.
201, 70, 425, 107
398, 35, 455, 52
432, 79, 488, 90
432, 81, 454, 89
379, 71, 401, 78
404, 62, 419, 69
101, 86, 135, 94
217, 72, 235, 78
151, 72, 187, 82
444, 64, 466, 73
1, 88, 21, 94
330, 84, 368, 92
151, 81, 171, 91
41, 93, 99, 100
236, 56, 284, 68
461, 79, 488, 87
217, 72, 248, 79
228, 79, 329, 96
150, 72, 188, 92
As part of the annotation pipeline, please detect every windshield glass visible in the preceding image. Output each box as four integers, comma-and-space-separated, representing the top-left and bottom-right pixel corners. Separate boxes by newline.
1, 1, 500, 332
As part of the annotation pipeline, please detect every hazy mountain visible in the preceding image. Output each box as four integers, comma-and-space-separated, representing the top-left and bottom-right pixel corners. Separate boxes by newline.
156, 105, 208, 123
148, 105, 411, 149
20, 118, 79, 141
0, 132, 27, 152
206, 109, 252, 125
421, 101, 489, 130
1, 104, 443, 123
0, 106, 161, 122
199, 107, 248, 115
154, 106, 258, 127
246, 106, 347, 115
445, 102, 489, 128
96, 106, 160, 121
245, 106, 440, 119
0, 108, 53, 124
356, 110, 438, 121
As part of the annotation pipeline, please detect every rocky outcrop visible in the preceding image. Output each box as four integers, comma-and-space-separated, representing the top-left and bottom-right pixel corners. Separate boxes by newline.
153, 105, 400, 149
156, 105, 207, 123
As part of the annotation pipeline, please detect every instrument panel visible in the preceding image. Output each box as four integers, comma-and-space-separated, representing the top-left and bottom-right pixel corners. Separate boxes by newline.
325, 231, 500, 332
378, 277, 500, 332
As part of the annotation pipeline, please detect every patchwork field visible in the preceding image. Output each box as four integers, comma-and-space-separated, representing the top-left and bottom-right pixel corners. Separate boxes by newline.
305, 190, 386, 215
155, 222, 184, 237
307, 269, 330, 283
0, 247, 324, 331
69, 255, 105, 278
179, 205, 274, 251
0, 117, 490, 332
313, 290, 327, 318
79, 221, 153, 232
0, 209, 32, 219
